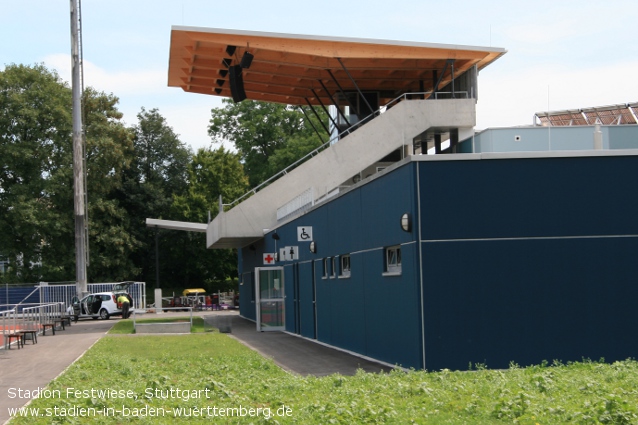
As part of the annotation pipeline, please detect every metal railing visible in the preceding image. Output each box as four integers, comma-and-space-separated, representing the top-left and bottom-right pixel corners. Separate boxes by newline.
220, 91, 469, 210
22, 302, 66, 330
1, 308, 18, 349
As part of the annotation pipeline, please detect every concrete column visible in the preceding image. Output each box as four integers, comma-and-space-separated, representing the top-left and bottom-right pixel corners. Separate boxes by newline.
155, 288, 163, 314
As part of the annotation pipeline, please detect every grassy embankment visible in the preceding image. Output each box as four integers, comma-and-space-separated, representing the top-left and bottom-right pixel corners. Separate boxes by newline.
8, 326, 638, 424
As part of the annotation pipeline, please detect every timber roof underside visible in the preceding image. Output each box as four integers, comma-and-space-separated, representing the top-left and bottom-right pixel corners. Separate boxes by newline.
168, 27, 506, 106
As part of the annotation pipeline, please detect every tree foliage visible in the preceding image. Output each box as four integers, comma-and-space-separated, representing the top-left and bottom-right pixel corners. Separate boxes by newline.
208, 99, 327, 187
118, 107, 191, 287
0, 64, 72, 282
1, 64, 327, 288
168, 148, 249, 292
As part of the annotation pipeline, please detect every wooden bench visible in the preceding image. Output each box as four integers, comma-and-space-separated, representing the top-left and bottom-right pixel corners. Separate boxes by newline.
53, 318, 67, 331
20, 329, 38, 345
60, 315, 72, 327
41, 323, 56, 336
5, 332, 23, 349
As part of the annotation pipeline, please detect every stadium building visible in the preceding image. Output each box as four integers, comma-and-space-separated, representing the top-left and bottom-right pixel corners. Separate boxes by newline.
150, 27, 638, 370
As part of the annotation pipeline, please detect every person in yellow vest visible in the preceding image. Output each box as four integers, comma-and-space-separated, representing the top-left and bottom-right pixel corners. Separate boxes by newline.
117, 294, 130, 319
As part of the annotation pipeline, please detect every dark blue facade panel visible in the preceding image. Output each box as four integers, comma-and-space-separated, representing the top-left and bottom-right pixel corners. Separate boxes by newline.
298, 261, 316, 339
237, 164, 422, 366
284, 264, 296, 332
419, 156, 638, 241
359, 167, 416, 249
315, 267, 333, 343
327, 270, 367, 354
361, 244, 423, 368
422, 237, 638, 371
239, 270, 256, 322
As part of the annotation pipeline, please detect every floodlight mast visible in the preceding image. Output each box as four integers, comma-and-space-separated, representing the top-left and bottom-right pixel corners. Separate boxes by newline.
70, 0, 87, 298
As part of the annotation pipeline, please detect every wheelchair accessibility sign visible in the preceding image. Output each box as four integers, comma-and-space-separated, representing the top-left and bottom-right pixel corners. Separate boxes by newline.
297, 226, 313, 242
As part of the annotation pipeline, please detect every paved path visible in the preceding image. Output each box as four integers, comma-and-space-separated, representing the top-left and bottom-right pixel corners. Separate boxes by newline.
0, 319, 114, 424
206, 314, 394, 376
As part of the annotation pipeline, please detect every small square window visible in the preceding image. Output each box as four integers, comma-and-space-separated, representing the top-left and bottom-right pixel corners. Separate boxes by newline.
339, 254, 351, 278
384, 245, 402, 275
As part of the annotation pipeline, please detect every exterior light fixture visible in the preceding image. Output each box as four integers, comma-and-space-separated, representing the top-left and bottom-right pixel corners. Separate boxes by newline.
272, 233, 280, 240
401, 213, 411, 232
309, 241, 317, 253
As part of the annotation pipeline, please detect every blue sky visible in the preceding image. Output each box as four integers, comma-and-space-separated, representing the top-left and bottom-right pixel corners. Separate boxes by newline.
2, 1, 636, 151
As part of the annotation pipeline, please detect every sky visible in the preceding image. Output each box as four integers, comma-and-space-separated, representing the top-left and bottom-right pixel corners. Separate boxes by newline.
1, 1, 636, 152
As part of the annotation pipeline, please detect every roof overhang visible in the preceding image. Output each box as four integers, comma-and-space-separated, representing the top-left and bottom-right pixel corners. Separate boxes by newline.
146, 218, 207, 233
168, 26, 506, 106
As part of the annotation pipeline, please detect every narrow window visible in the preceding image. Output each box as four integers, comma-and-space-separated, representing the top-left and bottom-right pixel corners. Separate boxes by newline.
339, 254, 351, 278
322, 258, 329, 279
331, 256, 337, 279
385, 245, 402, 275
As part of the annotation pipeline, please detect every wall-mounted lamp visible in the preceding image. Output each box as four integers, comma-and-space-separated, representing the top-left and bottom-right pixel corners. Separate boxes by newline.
309, 241, 317, 253
272, 233, 280, 240
401, 213, 412, 232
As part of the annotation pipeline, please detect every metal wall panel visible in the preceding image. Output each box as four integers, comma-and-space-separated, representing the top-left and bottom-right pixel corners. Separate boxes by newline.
418, 155, 638, 370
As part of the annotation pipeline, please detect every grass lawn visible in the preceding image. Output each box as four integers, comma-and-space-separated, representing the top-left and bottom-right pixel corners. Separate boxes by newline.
7, 333, 638, 424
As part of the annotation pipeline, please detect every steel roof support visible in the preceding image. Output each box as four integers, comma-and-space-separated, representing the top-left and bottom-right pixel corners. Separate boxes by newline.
297, 106, 326, 144
432, 59, 454, 97
318, 79, 351, 127
336, 57, 374, 115
303, 98, 331, 136
326, 69, 358, 114
311, 89, 341, 131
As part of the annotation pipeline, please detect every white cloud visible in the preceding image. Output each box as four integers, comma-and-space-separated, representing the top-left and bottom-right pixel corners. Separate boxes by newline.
43, 53, 166, 96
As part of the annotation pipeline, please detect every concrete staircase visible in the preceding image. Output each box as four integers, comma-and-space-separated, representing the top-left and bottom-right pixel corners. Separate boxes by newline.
207, 98, 476, 248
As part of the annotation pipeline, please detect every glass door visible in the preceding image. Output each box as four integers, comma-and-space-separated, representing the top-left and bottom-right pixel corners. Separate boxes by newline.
255, 267, 285, 331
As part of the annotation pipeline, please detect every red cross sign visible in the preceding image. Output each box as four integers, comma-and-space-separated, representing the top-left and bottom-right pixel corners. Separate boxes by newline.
263, 253, 276, 265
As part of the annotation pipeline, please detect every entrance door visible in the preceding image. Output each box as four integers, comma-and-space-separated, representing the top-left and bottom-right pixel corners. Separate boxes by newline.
255, 267, 285, 331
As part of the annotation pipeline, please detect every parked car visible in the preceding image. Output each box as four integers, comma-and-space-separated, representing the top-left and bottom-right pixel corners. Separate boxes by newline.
68, 283, 132, 321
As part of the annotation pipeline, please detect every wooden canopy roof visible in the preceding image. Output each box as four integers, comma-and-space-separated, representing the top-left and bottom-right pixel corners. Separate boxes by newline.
168, 26, 506, 106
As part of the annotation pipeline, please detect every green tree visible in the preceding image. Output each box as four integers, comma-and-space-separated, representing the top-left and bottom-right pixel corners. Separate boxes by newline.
167, 147, 249, 292
35, 87, 138, 282
82, 88, 138, 282
208, 99, 326, 187
0, 63, 141, 282
119, 107, 192, 286
0, 64, 71, 282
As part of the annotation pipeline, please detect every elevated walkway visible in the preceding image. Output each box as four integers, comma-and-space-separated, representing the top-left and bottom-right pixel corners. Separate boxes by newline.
207, 98, 476, 248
